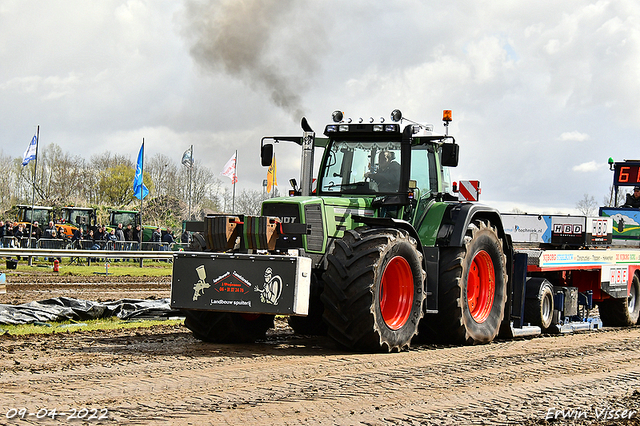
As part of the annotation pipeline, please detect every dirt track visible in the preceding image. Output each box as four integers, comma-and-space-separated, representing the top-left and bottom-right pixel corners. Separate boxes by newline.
1, 274, 640, 425
0, 273, 171, 305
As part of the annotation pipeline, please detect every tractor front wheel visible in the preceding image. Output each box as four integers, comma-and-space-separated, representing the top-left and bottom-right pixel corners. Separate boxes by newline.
288, 273, 327, 335
321, 227, 425, 352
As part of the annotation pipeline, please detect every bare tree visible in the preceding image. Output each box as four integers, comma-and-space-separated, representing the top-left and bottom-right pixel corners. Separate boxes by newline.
234, 189, 269, 215
0, 151, 17, 212
576, 193, 598, 216
147, 154, 179, 198
603, 185, 626, 208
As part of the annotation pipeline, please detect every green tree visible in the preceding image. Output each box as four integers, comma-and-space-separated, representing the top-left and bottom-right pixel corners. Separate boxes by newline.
98, 164, 153, 206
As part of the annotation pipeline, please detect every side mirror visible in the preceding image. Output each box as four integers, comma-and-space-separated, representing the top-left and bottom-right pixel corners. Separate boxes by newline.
261, 143, 273, 167
441, 143, 459, 167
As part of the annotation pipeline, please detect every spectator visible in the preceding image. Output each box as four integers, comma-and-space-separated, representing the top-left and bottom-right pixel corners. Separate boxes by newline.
162, 229, 175, 249
30, 221, 42, 240
5, 222, 14, 247
88, 229, 101, 251
0, 220, 5, 248
152, 227, 161, 250
115, 223, 125, 243
42, 229, 57, 240
623, 186, 640, 209
94, 226, 105, 241
12, 223, 25, 258
14, 224, 25, 240
71, 227, 84, 248
44, 221, 56, 238
124, 224, 134, 242
132, 224, 142, 250
181, 230, 190, 244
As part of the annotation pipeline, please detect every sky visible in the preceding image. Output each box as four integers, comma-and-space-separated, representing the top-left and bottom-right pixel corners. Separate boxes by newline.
2, 0, 640, 214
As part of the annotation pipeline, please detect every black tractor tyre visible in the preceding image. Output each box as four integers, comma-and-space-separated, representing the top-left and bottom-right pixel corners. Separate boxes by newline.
288, 273, 328, 335
183, 310, 274, 343
321, 227, 425, 352
427, 219, 508, 345
189, 232, 207, 251
524, 278, 555, 331
598, 273, 640, 326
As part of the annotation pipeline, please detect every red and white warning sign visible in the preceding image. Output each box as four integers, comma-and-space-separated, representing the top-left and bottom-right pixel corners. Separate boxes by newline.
458, 180, 481, 202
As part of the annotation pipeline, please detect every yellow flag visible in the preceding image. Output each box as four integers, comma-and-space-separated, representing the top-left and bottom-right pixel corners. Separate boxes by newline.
266, 154, 277, 192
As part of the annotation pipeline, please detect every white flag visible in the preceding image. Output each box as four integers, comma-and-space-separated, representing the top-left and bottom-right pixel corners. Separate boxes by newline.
221, 152, 238, 184
22, 135, 38, 166
181, 147, 193, 167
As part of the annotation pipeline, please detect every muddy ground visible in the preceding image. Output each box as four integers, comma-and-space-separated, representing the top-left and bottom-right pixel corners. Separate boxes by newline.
1, 271, 640, 425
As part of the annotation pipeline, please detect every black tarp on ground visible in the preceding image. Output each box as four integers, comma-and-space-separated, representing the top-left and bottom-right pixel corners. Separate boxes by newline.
0, 297, 181, 325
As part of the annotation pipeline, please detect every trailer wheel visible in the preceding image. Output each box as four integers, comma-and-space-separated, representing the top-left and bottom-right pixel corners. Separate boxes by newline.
435, 220, 508, 345
321, 227, 425, 352
524, 278, 555, 331
288, 273, 327, 335
183, 310, 274, 343
599, 273, 640, 326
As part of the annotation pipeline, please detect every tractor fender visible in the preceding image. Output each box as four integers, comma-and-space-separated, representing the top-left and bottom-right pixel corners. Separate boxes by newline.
437, 203, 507, 248
351, 215, 423, 251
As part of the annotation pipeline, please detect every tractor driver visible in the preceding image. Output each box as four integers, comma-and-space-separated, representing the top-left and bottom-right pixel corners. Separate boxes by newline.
365, 150, 401, 192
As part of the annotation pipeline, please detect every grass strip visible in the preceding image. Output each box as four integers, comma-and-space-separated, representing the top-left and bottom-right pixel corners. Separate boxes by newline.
0, 317, 184, 336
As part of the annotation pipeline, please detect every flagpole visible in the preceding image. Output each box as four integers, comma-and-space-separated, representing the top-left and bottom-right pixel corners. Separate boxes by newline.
29, 125, 39, 248
188, 144, 193, 219
139, 138, 144, 257
232, 150, 237, 214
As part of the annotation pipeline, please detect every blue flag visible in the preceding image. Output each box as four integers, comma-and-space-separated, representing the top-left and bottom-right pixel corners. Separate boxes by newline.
133, 142, 149, 200
22, 135, 38, 166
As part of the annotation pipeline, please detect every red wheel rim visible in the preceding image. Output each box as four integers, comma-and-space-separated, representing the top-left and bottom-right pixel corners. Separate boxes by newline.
467, 250, 495, 323
380, 256, 414, 330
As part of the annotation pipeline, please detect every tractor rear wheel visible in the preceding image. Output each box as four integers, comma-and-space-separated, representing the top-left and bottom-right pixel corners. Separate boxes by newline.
321, 227, 425, 352
431, 219, 508, 345
598, 273, 640, 326
183, 310, 274, 343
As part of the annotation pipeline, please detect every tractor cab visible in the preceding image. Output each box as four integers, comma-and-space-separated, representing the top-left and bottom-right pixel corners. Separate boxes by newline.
58, 207, 97, 235
314, 110, 459, 224
15, 205, 53, 229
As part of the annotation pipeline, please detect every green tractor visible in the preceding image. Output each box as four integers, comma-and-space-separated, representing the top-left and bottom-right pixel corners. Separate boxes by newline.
171, 110, 511, 352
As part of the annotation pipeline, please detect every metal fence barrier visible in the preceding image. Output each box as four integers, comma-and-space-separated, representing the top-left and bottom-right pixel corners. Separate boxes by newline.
1, 237, 188, 251
0, 247, 174, 265
0, 237, 192, 267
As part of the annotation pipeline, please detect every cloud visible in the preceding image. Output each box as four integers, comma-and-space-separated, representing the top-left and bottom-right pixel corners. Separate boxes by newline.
181, 0, 325, 121
572, 161, 604, 172
559, 131, 589, 141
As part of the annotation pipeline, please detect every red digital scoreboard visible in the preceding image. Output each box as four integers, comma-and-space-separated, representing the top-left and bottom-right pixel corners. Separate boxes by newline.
614, 162, 640, 186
